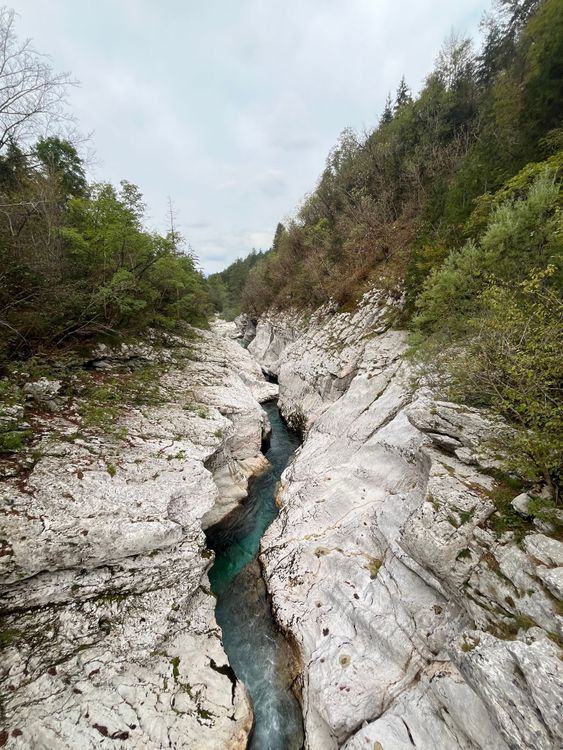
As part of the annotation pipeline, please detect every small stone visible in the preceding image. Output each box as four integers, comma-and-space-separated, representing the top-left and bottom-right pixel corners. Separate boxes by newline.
23, 378, 62, 411
511, 493, 531, 517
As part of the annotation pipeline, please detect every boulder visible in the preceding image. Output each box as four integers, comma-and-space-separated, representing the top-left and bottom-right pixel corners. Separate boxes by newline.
23, 378, 63, 411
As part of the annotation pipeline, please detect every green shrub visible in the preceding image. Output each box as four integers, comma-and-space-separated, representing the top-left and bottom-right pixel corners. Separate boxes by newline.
413, 173, 563, 495
0, 429, 32, 453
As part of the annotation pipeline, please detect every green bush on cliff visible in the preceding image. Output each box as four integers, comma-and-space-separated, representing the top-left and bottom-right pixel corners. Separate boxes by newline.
0, 12, 212, 363
412, 171, 563, 493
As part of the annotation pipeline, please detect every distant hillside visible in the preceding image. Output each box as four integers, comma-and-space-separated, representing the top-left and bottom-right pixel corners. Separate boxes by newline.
207, 248, 267, 320
225, 0, 561, 318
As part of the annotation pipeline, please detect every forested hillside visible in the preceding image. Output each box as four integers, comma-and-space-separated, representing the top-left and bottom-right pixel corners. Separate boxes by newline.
207, 248, 266, 320
223, 0, 563, 494
232, 0, 561, 314
0, 8, 211, 366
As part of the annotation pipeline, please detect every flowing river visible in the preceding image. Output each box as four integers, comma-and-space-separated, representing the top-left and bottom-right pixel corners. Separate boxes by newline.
205, 402, 304, 750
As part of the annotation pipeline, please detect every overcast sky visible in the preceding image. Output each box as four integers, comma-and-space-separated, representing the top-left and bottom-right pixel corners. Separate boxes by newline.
13, 1, 491, 274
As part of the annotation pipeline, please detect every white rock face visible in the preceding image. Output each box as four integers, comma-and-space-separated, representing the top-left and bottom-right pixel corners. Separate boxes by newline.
0, 328, 273, 749
248, 311, 306, 379
210, 315, 257, 348
251, 293, 562, 750
211, 317, 240, 339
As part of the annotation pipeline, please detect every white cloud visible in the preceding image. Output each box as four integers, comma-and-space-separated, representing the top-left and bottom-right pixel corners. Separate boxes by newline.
13, 0, 491, 273
255, 170, 287, 197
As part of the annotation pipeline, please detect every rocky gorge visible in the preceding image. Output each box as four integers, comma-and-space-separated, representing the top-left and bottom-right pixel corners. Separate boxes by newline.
1, 291, 561, 750
0, 329, 276, 748
244, 293, 562, 750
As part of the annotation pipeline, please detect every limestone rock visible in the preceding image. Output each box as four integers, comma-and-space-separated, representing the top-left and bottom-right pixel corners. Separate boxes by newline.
23, 378, 63, 411
232, 313, 257, 346
0, 328, 273, 748
210, 315, 256, 346
524, 534, 563, 567
211, 317, 240, 338
511, 492, 531, 516
452, 633, 563, 749
253, 292, 562, 750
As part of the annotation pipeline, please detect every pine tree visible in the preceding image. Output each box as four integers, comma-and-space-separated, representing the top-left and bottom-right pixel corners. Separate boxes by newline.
379, 94, 393, 125
35, 137, 87, 197
271, 222, 286, 254
394, 76, 412, 113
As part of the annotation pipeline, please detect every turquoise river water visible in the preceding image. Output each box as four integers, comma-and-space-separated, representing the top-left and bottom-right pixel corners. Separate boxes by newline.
206, 402, 304, 750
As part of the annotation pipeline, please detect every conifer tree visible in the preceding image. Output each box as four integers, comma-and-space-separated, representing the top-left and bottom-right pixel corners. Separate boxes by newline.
379, 94, 393, 125
394, 76, 412, 113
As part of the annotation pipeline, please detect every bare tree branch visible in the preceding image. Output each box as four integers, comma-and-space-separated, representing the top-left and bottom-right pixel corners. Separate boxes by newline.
0, 8, 77, 150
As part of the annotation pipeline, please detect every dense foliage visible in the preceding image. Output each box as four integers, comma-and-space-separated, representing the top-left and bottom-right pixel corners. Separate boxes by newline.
226, 0, 562, 493
207, 248, 266, 320
233, 0, 561, 316
413, 167, 562, 492
0, 12, 211, 363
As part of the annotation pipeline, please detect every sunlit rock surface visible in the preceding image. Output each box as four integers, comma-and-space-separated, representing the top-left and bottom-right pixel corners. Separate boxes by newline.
0, 329, 273, 748
251, 293, 562, 750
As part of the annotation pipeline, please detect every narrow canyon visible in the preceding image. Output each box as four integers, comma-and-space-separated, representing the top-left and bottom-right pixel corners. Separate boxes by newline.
2, 294, 561, 749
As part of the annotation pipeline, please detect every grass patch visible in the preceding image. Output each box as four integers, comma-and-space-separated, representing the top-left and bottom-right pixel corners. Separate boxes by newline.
166, 450, 186, 461
488, 613, 537, 641
480, 471, 533, 542
0, 429, 32, 453
366, 556, 382, 579
458, 508, 475, 525
75, 363, 165, 436
527, 495, 563, 540
0, 380, 30, 454
0, 628, 21, 647
99, 592, 127, 605
428, 494, 440, 512
456, 548, 472, 561
547, 631, 563, 648
0, 353, 167, 464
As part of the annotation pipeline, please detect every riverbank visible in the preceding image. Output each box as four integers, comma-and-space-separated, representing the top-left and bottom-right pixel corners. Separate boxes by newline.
246, 293, 563, 750
0, 328, 275, 748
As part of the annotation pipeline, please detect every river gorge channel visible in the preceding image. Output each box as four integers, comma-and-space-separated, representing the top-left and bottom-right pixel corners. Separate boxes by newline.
205, 402, 304, 750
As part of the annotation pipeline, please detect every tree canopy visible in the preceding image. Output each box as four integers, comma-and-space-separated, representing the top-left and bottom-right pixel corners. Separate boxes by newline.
0, 12, 211, 362
235, 0, 561, 318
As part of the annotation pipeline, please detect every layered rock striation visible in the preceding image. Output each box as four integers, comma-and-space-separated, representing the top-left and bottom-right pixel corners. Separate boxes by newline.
0, 329, 276, 748
249, 293, 562, 750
